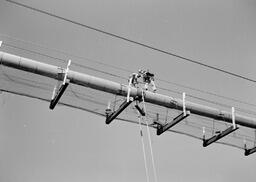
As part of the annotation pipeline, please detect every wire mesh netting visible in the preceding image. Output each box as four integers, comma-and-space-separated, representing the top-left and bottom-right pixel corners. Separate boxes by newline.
1, 35, 256, 152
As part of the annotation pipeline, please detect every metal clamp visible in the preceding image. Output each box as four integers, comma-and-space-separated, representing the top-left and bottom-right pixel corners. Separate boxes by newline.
203, 107, 238, 147
244, 145, 256, 156
157, 92, 190, 135
49, 60, 71, 110
106, 98, 133, 124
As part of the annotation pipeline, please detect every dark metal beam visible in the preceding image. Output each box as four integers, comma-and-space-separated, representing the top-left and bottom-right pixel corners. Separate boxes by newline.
157, 111, 190, 135
49, 81, 69, 110
244, 147, 256, 156
203, 126, 238, 147
106, 100, 132, 124
135, 105, 145, 116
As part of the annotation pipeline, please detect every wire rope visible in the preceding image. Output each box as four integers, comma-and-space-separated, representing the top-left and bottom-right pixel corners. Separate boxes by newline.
141, 90, 158, 182
137, 112, 150, 182
5, 0, 256, 84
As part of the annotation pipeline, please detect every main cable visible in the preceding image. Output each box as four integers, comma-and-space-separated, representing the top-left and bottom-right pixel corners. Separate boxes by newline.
2, 34, 256, 109
3, 42, 127, 80
3, 41, 256, 116
5, 0, 256, 84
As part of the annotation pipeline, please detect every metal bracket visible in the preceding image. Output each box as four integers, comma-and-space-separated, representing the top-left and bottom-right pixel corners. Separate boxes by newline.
135, 104, 145, 116
157, 110, 190, 135
49, 59, 71, 110
182, 92, 187, 116
106, 98, 133, 124
152, 113, 160, 125
134, 99, 145, 116
244, 146, 256, 156
63, 59, 71, 84
203, 125, 238, 147
150, 113, 166, 127
202, 126, 206, 140
49, 80, 69, 109
203, 107, 238, 147
244, 132, 256, 156
231, 107, 236, 129
127, 77, 132, 102
157, 92, 190, 135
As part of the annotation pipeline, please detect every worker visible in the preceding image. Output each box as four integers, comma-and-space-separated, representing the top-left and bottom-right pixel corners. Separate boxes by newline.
127, 72, 141, 102
139, 69, 157, 92
128, 72, 141, 87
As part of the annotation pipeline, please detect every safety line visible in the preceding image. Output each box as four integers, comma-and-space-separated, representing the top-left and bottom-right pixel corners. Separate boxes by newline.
137, 113, 150, 182
141, 90, 158, 182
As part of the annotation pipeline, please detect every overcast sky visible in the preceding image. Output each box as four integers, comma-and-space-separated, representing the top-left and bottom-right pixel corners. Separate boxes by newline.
1, 0, 256, 182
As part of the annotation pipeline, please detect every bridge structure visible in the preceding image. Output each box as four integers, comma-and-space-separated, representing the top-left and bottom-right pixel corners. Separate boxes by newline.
1, 50, 256, 156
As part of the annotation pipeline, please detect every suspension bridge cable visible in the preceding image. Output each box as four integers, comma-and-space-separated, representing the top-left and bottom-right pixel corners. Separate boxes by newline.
157, 78, 256, 108
2, 34, 256, 109
3, 41, 256, 116
158, 86, 256, 116
3, 42, 127, 80
5, 0, 256, 84
2, 37, 256, 110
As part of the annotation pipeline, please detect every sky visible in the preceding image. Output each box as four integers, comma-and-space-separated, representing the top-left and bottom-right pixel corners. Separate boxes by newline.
1, 0, 256, 182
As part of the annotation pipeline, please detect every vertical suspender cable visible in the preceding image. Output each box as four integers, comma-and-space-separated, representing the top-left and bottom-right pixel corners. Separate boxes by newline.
141, 90, 158, 182
137, 113, 150, 182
